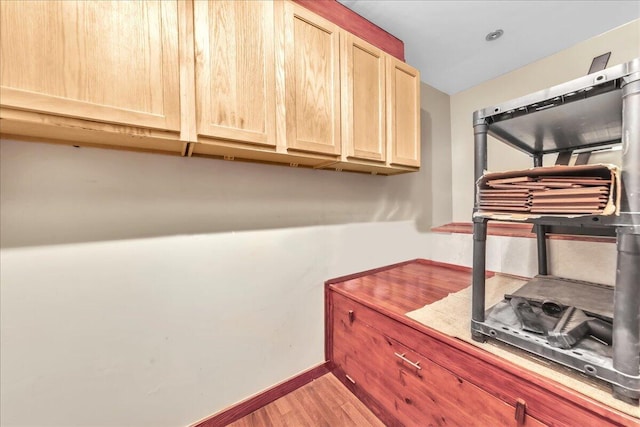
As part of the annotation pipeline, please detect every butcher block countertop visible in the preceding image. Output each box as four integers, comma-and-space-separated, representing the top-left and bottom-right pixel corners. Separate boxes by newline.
326, 259, 640, 424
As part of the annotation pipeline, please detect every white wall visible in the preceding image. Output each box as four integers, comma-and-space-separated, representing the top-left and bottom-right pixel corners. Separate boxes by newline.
421, 83, 453, 227
450, 19, 640, 221
0, 215, 434, 427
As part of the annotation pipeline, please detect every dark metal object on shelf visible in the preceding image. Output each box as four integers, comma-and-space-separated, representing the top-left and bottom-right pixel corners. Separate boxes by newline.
505, 275, 615, 320
547, 306, 613, 349
470, 58, 640, 403
510, 297, 546, 334
541, 300, 564, 316
545, 224, 616, 238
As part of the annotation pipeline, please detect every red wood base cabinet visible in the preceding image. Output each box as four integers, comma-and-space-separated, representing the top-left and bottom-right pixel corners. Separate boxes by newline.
325, 260, 639, 427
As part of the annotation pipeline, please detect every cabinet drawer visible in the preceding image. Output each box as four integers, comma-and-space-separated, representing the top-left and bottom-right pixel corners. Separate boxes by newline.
330, 288, 634, 426
331, 291, 545, 426
382, 336, 546, 427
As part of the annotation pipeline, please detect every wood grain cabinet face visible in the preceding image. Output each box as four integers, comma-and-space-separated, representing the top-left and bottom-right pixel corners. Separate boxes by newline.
194, 0, 276, 147
386, 57, 420, 168
341, 34, 386, 163
283, 2, 341, 157
0, 0, 180, 132
331, 291, 546, 427
0, 0, 421, 171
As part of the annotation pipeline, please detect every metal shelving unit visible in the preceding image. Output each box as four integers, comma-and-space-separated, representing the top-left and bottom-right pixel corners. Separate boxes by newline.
470, 58, 639, 403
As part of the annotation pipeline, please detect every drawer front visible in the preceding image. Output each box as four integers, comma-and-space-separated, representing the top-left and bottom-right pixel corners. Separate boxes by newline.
332, 291, 545, 426
382, 336, 546, 427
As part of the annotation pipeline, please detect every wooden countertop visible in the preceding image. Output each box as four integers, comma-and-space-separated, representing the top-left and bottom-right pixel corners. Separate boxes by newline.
327, 258, 493, 316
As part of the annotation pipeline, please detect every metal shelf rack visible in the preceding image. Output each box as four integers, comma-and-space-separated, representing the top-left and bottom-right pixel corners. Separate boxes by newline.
470, 58, 639, 403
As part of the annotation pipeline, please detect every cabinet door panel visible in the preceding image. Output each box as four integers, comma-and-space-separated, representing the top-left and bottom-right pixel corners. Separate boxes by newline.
342, 34, 386, 162
0, 0, 180, 131
387, 57, 420, 167
194, 0, 276, 146
284, 2, 341, 156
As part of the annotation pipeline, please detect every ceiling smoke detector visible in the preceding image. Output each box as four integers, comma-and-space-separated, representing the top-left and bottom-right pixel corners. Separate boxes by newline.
485, 29, 504, 41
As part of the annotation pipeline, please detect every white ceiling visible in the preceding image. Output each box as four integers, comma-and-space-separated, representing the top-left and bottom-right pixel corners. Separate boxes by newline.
338, 1, 640, 94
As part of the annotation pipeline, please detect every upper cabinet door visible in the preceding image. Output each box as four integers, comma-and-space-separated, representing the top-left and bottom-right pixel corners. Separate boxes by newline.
283, 2, 341, 156
0, 1, 180, 131
194, 0, 276, 147
341, 34, 386, 162
387, 57, 421, 168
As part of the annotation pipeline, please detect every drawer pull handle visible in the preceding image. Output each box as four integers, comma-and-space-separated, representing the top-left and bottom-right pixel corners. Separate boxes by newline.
515, 398, 526, 425
348, 310, 354, 324
394, 352, 422, 370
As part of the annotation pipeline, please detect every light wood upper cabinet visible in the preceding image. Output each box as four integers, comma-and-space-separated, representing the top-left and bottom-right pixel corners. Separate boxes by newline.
0, 0, 419, 173
387, 57, 421, 168
341, 34, 386, 163
283, 2, 341, 156
194, 0, 276, 147
0, 0, 180, 132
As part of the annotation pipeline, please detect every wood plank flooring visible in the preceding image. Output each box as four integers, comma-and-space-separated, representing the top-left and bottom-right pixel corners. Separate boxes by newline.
228, 374, 384, 427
